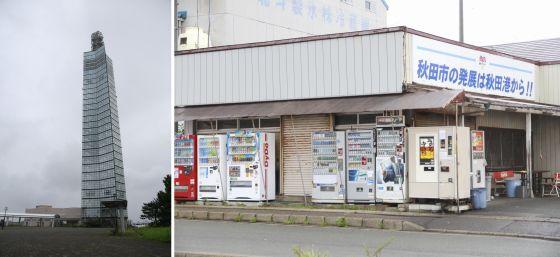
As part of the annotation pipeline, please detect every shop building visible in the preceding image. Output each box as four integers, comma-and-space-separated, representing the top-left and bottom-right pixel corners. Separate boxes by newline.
175, 0, 388, 50
175, 26, 560, 200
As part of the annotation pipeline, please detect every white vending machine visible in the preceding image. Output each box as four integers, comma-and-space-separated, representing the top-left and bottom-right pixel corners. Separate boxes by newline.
346, 130, 375, 203
311, 131, 346, 203
470, 130, 486, 189
197, 135, 227, 201
407, 126, 471, 200
226, 131, 275, 201
375, 116, 407, 203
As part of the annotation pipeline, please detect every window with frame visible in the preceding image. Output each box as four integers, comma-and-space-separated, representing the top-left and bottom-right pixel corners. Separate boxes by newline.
196, 120, 215, 130
218, 119, 237, 129
334, 114, 358, 125
180, 37, 187, 45
334, 113, 382, 126
365, 0, 374, 11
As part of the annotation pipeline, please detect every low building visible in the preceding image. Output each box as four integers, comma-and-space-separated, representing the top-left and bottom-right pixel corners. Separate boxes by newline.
25, 205, 81, 226
175, 26, 560, 201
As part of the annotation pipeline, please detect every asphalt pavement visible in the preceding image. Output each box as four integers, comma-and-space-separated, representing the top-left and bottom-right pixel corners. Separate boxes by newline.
175, 220, 560, 257
0, 227, 170, 257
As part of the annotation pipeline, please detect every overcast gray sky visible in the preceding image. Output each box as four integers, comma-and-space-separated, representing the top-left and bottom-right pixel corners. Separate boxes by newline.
387, 0, 560, 45
0, 0, 171, 221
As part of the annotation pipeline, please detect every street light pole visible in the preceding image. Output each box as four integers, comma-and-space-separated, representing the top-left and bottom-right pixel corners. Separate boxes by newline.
2, 207, 7, 230
459, 0, 464, 42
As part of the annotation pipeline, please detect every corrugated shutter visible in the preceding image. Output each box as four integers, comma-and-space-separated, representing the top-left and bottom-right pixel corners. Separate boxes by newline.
414, 112, 476, 130
532, 115, 560, 171
281, 114, 331, 196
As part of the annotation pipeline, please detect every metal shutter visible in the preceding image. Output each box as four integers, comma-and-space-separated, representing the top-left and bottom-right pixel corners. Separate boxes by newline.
281, 114, 331, 196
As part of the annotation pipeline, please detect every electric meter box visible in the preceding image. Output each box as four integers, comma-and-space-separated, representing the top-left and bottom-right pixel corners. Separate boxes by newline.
407, 126, 471, 200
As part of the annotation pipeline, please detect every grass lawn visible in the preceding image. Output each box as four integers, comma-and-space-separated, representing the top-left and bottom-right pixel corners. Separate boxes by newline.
126, 226, 171, 243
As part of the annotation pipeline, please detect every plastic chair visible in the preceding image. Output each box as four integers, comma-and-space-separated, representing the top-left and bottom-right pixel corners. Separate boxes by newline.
548, 173, 560, 197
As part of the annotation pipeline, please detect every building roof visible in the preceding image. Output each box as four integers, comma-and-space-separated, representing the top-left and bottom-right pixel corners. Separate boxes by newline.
176, 26, 539, 65
485, 38, 560, 64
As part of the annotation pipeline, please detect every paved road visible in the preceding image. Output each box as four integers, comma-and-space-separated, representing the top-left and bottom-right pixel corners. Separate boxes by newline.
176, 220, 560, 257
0, 227, 170, 257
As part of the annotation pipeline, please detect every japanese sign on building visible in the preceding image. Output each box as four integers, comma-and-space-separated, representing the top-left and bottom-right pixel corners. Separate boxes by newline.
257, 0, 376, 31
411, 35, 537, 101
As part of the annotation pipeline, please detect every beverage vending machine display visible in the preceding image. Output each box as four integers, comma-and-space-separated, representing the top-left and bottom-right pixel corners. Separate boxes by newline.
311, 131, 346, 203
197, 135, 227, 201
375, 116, 406, 203
346, 130, 376, 203
174, 133, 197, 201
226, 131, 275, 201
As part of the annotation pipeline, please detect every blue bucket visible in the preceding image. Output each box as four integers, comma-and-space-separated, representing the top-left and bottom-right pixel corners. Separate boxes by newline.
505, 179, 521, 198
471, 188, 487, 209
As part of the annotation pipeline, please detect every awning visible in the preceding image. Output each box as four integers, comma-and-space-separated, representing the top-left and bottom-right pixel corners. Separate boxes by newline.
175, 89, 464, 121
465, 93, 560, 115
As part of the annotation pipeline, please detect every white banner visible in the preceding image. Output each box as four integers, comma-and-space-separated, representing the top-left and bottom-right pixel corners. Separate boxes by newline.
411, 35, 537, 101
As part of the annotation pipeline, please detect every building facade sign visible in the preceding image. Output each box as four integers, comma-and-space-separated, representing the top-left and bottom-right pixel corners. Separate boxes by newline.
411, 35, 537, 101
256, 0, 379, 31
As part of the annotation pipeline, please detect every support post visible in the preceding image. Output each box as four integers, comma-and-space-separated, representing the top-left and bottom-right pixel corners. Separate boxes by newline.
526, 113, 534, 198
119, 208, 126, 234
461, 103, 465, 127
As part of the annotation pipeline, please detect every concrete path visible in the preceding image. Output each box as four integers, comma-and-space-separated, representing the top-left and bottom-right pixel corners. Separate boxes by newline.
175, 220, 560, 257
468, 197, 560, 220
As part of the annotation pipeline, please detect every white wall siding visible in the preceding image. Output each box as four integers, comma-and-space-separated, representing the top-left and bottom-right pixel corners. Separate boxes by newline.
175, 31, 405, 106
177, 0, 387, 50
537, 64, 560, 106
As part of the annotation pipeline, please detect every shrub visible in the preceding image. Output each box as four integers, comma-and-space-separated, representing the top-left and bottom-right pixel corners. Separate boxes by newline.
335, 217, 347, 227
292, 246, 329, 257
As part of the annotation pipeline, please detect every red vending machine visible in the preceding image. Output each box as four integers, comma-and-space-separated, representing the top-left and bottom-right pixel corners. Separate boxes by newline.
174, 133, 197, 201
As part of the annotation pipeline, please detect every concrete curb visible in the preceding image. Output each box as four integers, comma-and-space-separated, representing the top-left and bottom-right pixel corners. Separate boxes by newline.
175, 251, 262, 257
423, 228, 560, 242
176, 208, 560, 241
175, 209, 425, 232
176, 203, 560, 224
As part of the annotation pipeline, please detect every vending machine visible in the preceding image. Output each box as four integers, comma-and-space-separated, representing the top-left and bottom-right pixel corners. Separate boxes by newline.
346, 130, 375, 203
311, 131, 346, 203
226, 131, 275, 201
174, 133, 197, 201
407, 126, 471, 200
197, 135, 227, 201
470, 130, 486, 189
375, 116, 407, 203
